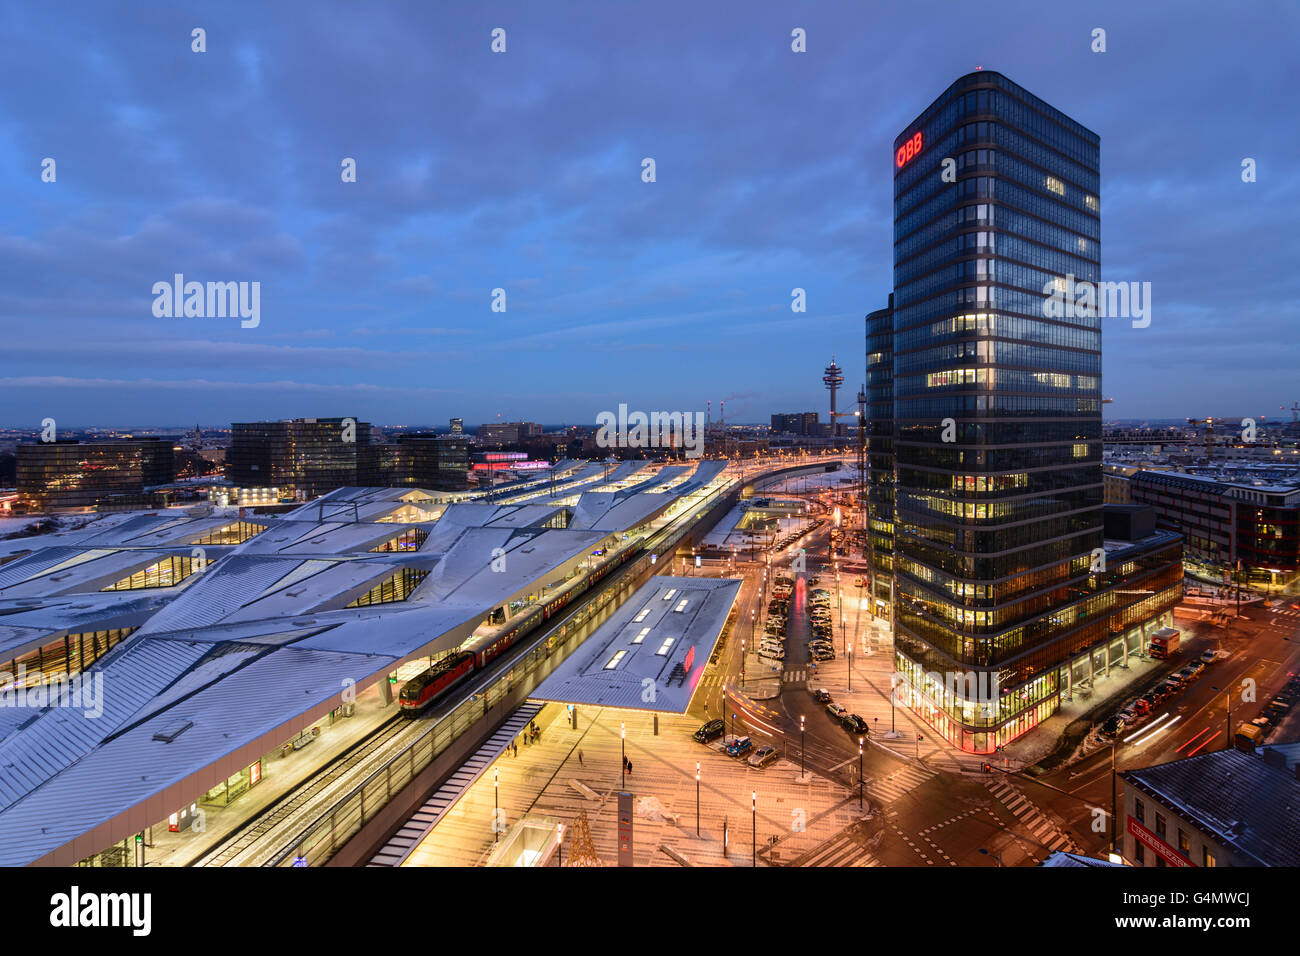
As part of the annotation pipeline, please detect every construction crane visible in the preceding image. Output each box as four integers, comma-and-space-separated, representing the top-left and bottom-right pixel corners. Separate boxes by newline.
1186, 417, 1215, 458
1282, 402, 1299, 436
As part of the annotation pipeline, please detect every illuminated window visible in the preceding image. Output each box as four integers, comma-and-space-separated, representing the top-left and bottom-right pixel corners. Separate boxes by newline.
102, 555, 200, 591
604, 650, 627, 670
346, 567, 430, 607
632, 627, 651, 644
663, 588, 677, 601
371, 527, 429, 553
655, 637, 675, 656
1045, 176, 1066, 196
633, 607, 652, 622
674, 599, 689, 612
1085, 194, 1099, 211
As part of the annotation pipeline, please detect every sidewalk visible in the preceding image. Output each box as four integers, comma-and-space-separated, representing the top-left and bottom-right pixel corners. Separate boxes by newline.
402, 703, 853, 867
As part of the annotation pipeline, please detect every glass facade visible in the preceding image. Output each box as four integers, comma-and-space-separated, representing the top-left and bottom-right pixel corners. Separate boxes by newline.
883, 73, 1181, 751
16, 439, 174, 509
865, 295, 895, 610
3, 627, 138, 686
229, 418, 374, 497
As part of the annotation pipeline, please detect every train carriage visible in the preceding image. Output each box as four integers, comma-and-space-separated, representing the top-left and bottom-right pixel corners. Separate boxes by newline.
397, 651, 477, 715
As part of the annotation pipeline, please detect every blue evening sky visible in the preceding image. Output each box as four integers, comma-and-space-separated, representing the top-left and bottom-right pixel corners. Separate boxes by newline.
1, 1, 1296, 427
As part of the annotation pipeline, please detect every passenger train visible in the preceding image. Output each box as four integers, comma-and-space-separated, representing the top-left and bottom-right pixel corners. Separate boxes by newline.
397, 542, 641, 714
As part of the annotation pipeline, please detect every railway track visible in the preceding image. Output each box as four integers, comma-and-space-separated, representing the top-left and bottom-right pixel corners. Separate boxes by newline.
194, 716, 411, 866
198, 471, 741, 866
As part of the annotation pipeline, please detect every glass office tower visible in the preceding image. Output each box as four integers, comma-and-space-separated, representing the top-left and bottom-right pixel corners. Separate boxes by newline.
865, 295, 895, 616
890, 72, 1106, 751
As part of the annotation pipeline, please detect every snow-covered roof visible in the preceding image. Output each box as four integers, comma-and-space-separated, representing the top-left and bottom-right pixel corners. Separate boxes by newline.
528, 575, 740, 713
0, 465, 727, 864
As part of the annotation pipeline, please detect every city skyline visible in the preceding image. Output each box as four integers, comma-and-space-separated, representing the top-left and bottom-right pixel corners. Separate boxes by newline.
3, 1, 1298, 425
1, 4, 1298, 898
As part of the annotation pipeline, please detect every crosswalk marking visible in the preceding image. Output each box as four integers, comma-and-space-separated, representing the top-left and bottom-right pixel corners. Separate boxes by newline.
865, 764, 934, 806
984, 778, 1082, 854
795, 830, 880, 867
782, 668, 808, 683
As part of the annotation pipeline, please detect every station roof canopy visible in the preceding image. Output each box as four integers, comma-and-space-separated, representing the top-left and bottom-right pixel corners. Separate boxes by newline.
0, 463, 730, 865
528, 574, 740, 714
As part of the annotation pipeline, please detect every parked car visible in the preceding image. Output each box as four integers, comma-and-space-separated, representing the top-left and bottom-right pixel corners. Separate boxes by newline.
826, 703, 848, 720
748, 745, 779, 768
841, 714, 870, 735
1153, 681, 1176, 699
725, 735, 754, 757
1137, 693, 1157, 711
1116, 706, 1139, 726
1131, 698, 1151, 716
1100, 715, 1126, 737
693, 719, 725, 743
1200, 650, 1218, 664
812, 689, 832, 703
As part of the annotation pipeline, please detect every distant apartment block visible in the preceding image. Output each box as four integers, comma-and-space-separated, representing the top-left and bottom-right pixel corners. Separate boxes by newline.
229, 418, 373, 498
1103, 471, 1131, 504
770, 412, 820, 436
229, 419, 471, 499
390, 434, 470, 491
476, 421, 543, 444
1130, 469, 1300, 586
17, 438, 175, 509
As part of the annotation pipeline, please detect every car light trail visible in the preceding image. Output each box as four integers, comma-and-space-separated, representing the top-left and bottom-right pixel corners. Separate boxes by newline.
1176, 726, 1215, 754
1123, 710, 1171, 743
1130, 714, 1182, 747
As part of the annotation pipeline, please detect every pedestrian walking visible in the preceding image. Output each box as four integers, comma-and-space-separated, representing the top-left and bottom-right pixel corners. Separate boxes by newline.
626, 759, 633, 776
578, 749, 584, 766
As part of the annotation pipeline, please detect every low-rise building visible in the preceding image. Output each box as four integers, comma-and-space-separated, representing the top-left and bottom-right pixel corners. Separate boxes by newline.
1121, 744, 1300, 867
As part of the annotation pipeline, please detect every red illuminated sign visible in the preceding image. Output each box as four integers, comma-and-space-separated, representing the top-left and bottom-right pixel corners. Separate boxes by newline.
1127, 817, 1195, 867
896, 131, 923, 168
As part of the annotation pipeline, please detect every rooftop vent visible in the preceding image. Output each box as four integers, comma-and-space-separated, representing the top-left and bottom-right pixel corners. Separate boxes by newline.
153, 719, 194, 743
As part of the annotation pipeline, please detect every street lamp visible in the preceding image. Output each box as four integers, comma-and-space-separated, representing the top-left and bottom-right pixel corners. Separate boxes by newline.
800, 714, 806, 779
752, 790, 757, 867
858, 738, 864, 809
557, 822, 565, 867
493, 768, 499, 843
696, 762, 701, 835
847, 640, 852, 692
621, 721, 626, 788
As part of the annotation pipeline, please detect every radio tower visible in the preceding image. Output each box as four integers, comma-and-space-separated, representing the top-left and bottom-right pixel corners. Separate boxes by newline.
823, 358, 844, 438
